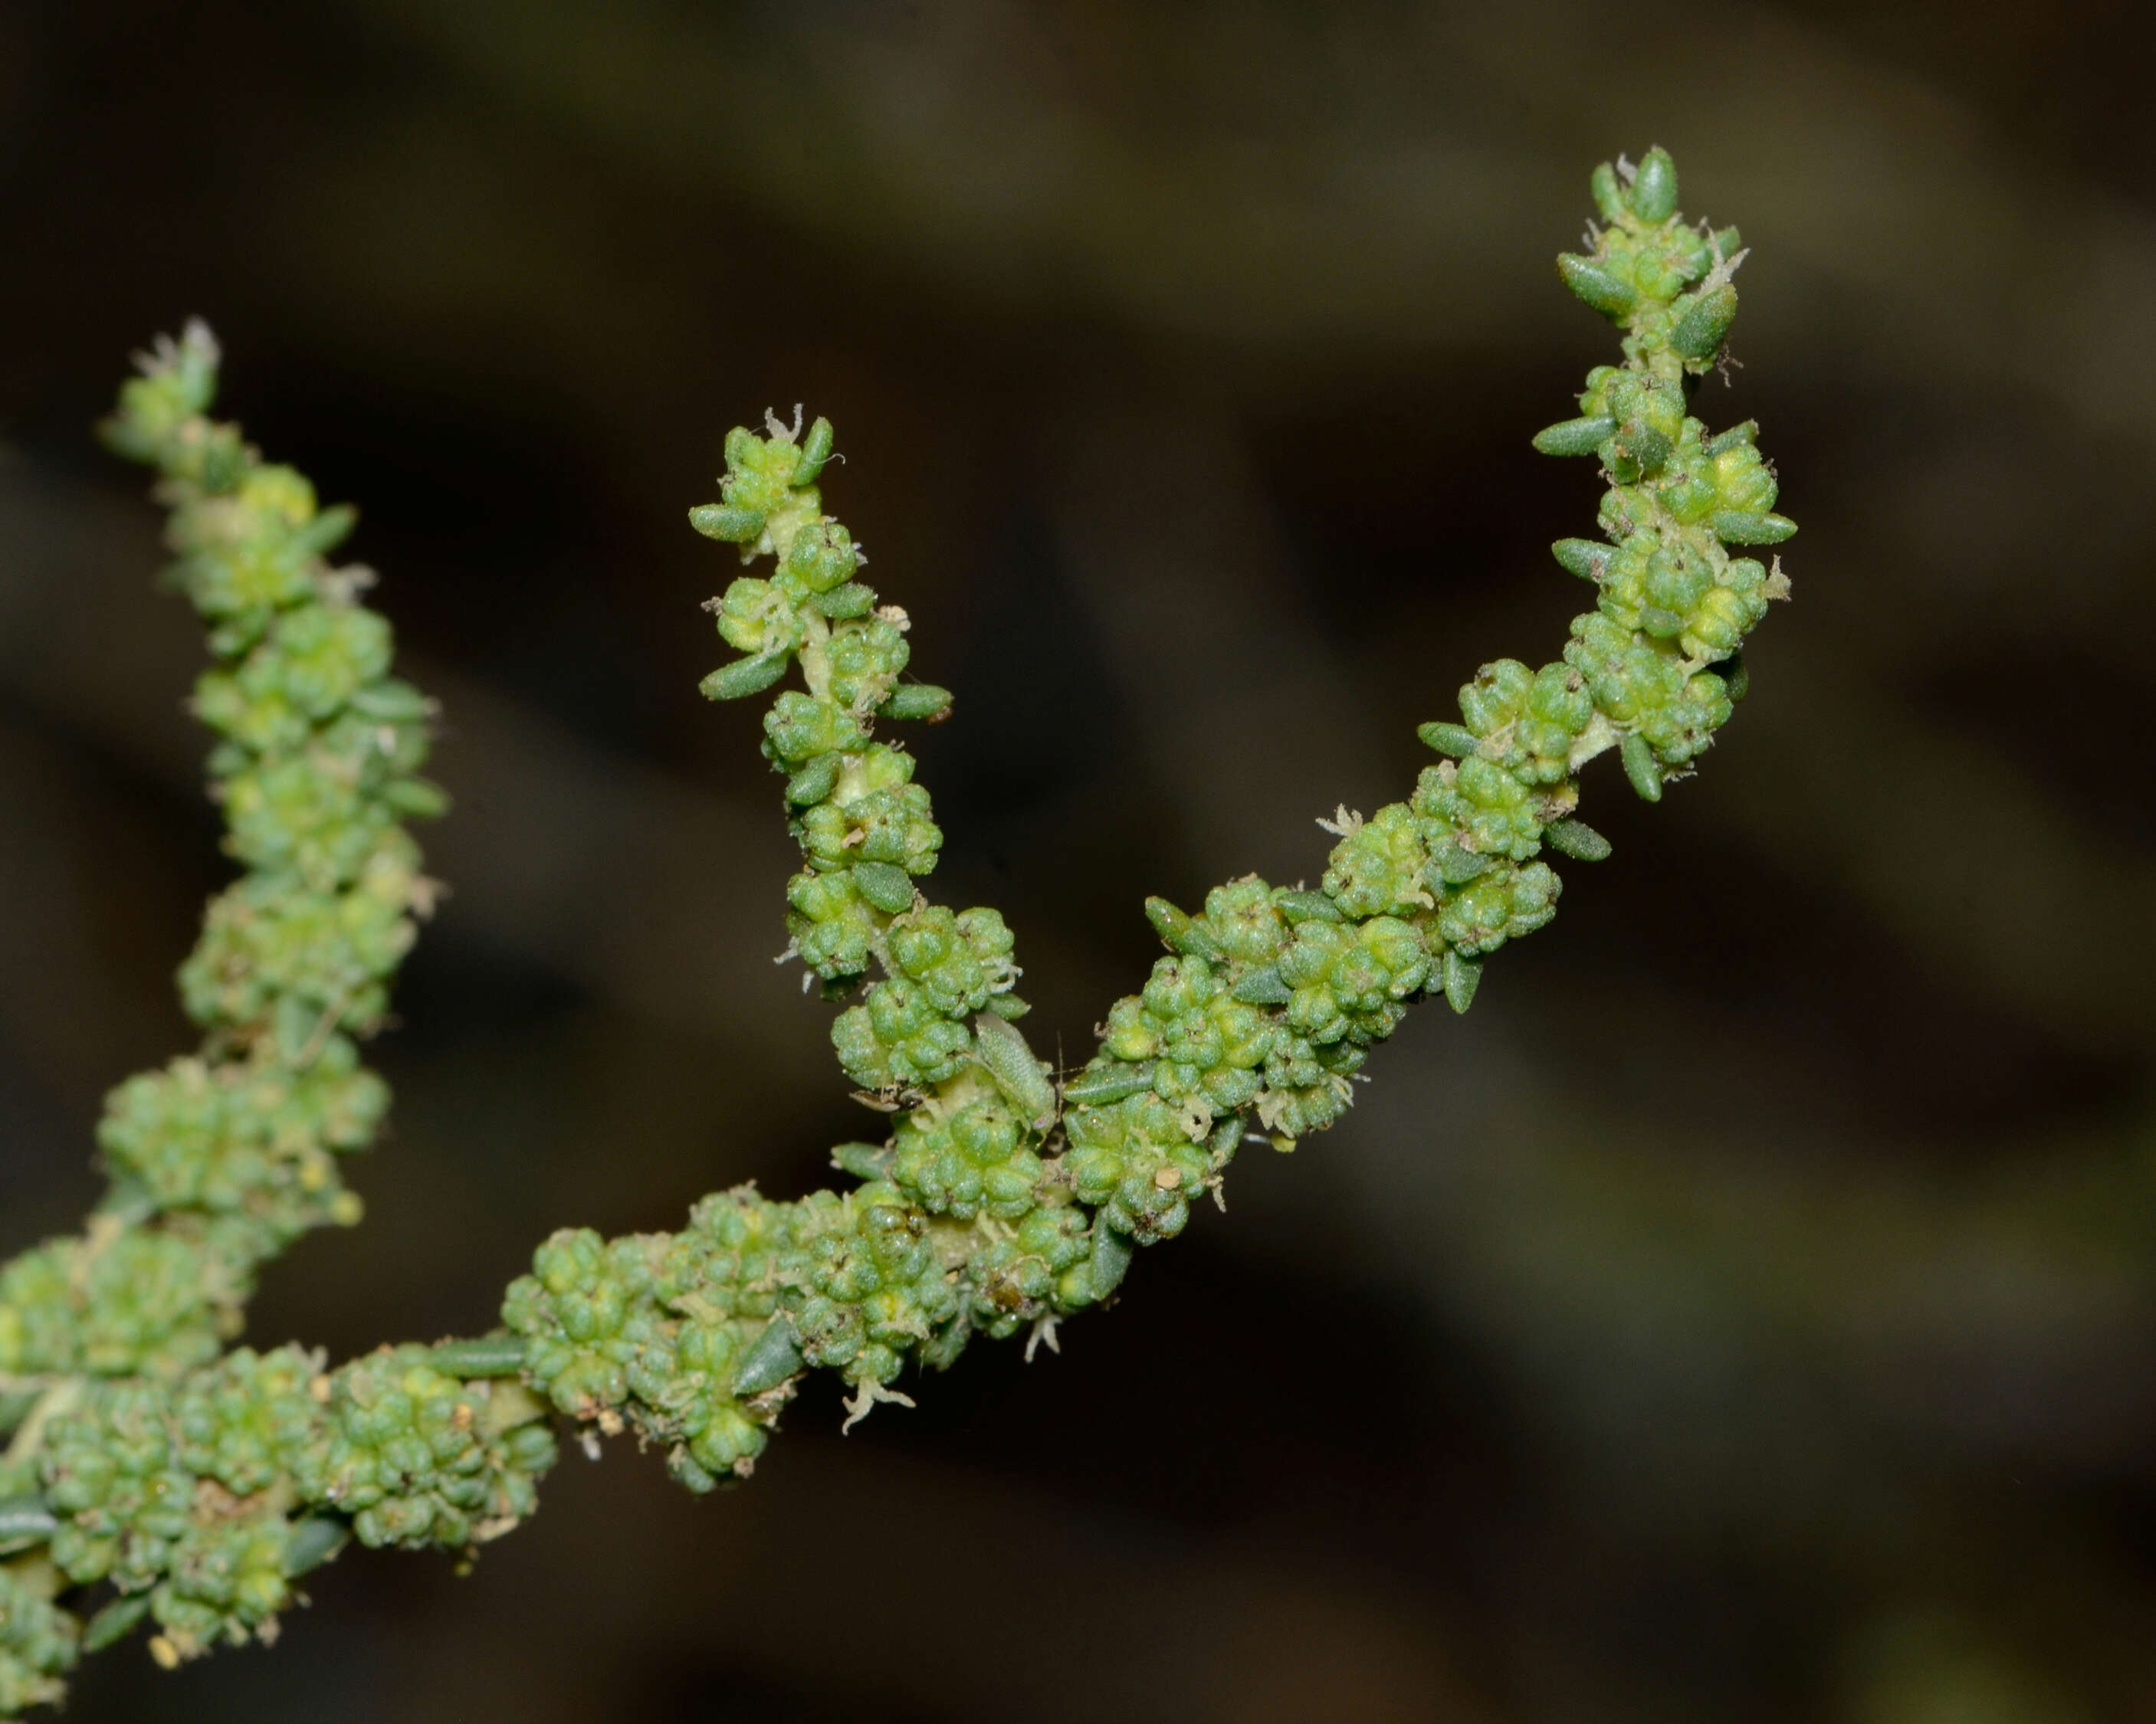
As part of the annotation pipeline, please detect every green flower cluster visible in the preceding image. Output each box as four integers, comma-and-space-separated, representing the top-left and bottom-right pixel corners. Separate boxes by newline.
692, 417, 1035, 1089
31, 1342, 551, 1669
98, 1049, 386, 1260
0, 320, 457, 1710
297, 1347, 553, 1551
499, 418, 1145, 1453
43, 1384, 201, 1598
1065, 880, 1432, 1198
502, 1202, 786, 1492
0, 150, 1793, 1715
491, 147, 1797, 1502
0, 1567, 75, 1717
977, 147, 1793, 1251
672, 421, 1120, 1378
0, 1229, 244, 1385
0, 322, 443, 1407
886, 1079, 1045, 1222
500, 1162, 1121, 1455
1531, 145, 1794, 801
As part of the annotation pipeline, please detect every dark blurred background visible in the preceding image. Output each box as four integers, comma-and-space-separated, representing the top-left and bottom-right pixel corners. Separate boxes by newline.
5, 2, 2156, 1719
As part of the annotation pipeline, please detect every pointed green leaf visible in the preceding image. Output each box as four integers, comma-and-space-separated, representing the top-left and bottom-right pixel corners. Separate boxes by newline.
1543, 818, 1613, 861
1533, 415, 1617, 457
701, 651, 789, 700
1620, 733, 1663, 801
1442, 949, 1482, 1014
1557, 254, 1637, 317
1632, 147, 1679, 222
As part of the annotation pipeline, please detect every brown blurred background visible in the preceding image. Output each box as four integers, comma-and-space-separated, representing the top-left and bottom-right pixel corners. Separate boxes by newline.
5, 2, 2156, 1719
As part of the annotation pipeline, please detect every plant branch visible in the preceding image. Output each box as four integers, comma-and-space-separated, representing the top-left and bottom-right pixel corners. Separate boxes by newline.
0, 146, 1791, 1716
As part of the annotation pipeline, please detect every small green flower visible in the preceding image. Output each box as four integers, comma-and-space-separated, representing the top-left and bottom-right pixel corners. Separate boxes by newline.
780, 1190, 959, 1388
1435, 860, 1561, 958
780, 517, 860, 594
1277, 916, 1430, 1045
0, 1231, 235, 1381
797, 781, 943, 875
1323, 805, 1434, 919
832, 980, 973, 1090
1565, 612, 1734, 765
503, 1230, 664, 1418
713, 576, 806, 658
297, 1346, 551, 1550
147, 1501, 293, 1657
179, 847, 422, 1046
1063, 1093, 1220, 1244
963, 1205, 1094, 1336
824, 615, 911, 713
173, 1346, 326, 1496
1413, 759, 1546, 864
1198, 877, 1288, 964
0, 1564, 79, 1716
889, 1093, 1042, 1221
42, 1383, 194, 1590
763, 691, 864, 769
886, 904, 1021, 1017
785, 867, 883, 982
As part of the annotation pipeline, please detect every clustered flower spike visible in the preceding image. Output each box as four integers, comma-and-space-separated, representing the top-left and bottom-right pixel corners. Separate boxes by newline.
494, 146, 1792, 1492
0, 150, 1791, 1715
0, 321, 438, 1400
0, 323, 555, 1701
497, 404, 1129, 1464
1052, 146, 1790, 1196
